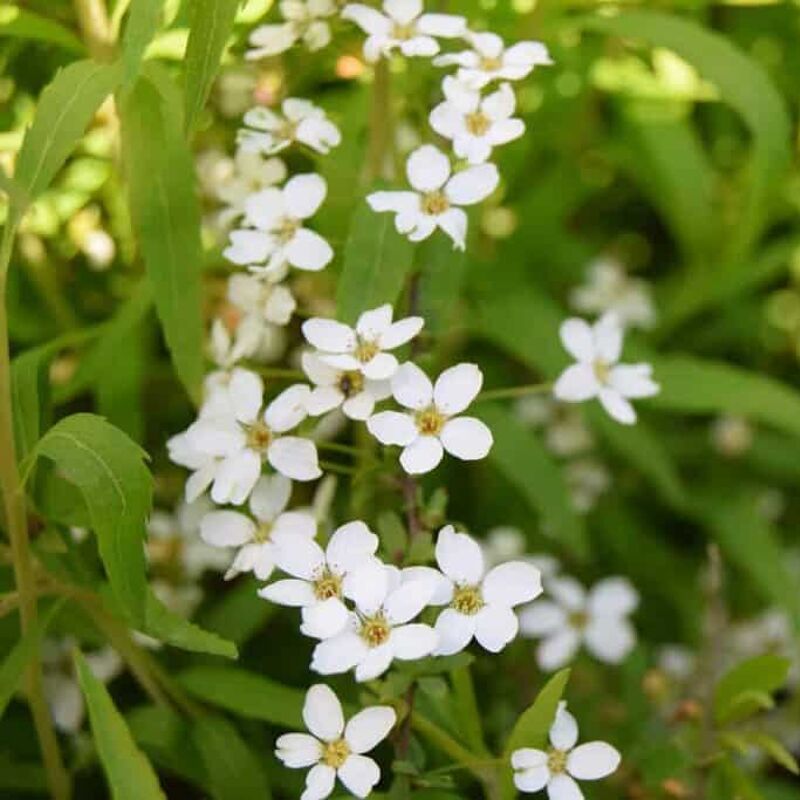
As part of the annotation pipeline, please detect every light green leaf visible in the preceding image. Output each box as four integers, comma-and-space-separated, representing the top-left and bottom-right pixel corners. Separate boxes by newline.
0, 4, 85, 53
336, 197, 416, 324
177, 666, 304, 727
192, 716, 272, 800
416, 235, 466, 337
744, 733, 799, 775
30, 414, 151, 623
199, 576, 275, 646
183, 0, 240, 134
11, 347, 51, 460
717, 690, 774, 726
74, 650, 166, 800
714, 655, 791, 725
119, 73, 205, 403
122, 0, 165, 86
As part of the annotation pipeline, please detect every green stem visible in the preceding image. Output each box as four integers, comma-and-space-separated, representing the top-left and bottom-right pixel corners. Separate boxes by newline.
319, 460, 357, 476
366, 59, 393, 182
0, 224, 71, 799
316, 441, 359, 456
476, 383, 552, 403
73, 0, 114, 61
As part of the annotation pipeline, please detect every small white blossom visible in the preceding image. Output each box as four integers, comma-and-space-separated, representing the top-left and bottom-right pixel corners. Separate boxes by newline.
259, 521, 379, 640
276, 684, 396, 800
425, 526, 542, 655
512, 702, 620, 798
434, 31, 552, 89
368, 362, 493, 475
224, 173, 333, 280
200, 474, 316, 580
228, 273, 297, 328
553, 314, 659, 425
570, 258, 656, 330
367, 145, 498, 249
430, 78, 524, 164
208, 316, 281, 369
342, 0, 466, 62
519, 576, 639, 670
514, 396, 594, 458
239, 99, 341, 156
311, 561, 438, 681
302, 304, 423, 381
247, 0, 337, 58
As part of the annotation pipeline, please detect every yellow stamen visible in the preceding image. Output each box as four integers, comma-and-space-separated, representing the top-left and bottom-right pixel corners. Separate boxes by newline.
452, 585, 484, 616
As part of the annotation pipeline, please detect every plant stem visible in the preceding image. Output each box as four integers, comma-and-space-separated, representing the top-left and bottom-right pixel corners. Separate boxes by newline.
73, 0, 114, 61
0, 224, 71, 799
366, 59, 393, 182
476, 383, 552, 403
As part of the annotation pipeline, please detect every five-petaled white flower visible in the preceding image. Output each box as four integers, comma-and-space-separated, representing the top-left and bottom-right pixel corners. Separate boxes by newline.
311, 560, 438, 681
259, 521, 379, 640
434, 31, 552, 89
173, 371, 321, 504
302, 304, 423, 382
224, 174, 333, 281
200, 474, 316, 580
227, 272, 297, 328
368, 362, 493, 474
367, 145, 498, 249
424, 526, 542, 655
553, 314, 659, 425
430, 78, 524, 165
511, 702, 620, 798
239, 99, 341, 156
342, 0, 466, 62
276, 684, 396, 800
247, 0, 337, 59
519, 576, 639, 671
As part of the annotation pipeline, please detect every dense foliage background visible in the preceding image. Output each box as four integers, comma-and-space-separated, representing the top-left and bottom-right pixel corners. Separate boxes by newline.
1, 0, 800, 798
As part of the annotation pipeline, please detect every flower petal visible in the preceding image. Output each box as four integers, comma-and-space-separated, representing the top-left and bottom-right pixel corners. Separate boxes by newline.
550, 703, 579, 750
435, 525, 485, 584
326, 521, 379, 575
338, 754, 381, 798
275, 732, 322, 768
259, 578, 317, 607
433, 607, 475, 656
474, 604, 518, 653
433, 363, 482, 414
345, 706, 396, 754
383, 581, 431, 625
445, 163, 498, 206
211, 450, 261, 506
301, 763, 336, 800
417, 12, 466, 37
361, 352, 398, 380
440, 416, 493, 461
285, 228, 334, 272
567, 742, 621, 781
406, 145, 450, 192
518, 601, 568, 637
400, 436, 444, 474
304, 683, 345, 742
560, 318, 595, 362
436, 207, 468, 249
200, 510, 254, 547
367, 411, 417, 446
608, 364, 659, 399
385, 0, 422, 24
265, 384, 311, 432
553, 364, 598, 403
311, 632, 367, 675
249, 473, 291, 521
391, 362, 434, 410
593, 313, 623, 363
587, 577, 639, 618
354, 643, 395, 682
341, 4, 392, 36
268, 436, 322, 481
584, 617, 636, 664
546, 773, 583, 800
284, 173, 327, 219
511, 748, 547, 770
301, 597, 351, 640
482, 562, 542, 608
390, 623, 438, 660
537, 629, 581, 671
355, 304, 393, 339
514, 765, 550, 793
273, 536, 326, 580
224, 230, 274, 266
597, 388, 636, 425
303, 319, 357, 353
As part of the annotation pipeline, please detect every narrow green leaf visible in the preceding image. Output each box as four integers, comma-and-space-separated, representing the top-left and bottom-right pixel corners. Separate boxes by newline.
12, 60, 122, 222
11, 348, 51, 460
31, 414, 151, 623
477, 404, 587, 558
183, 0, 240, 134
74, 650, 166, 800
717, 690, 774, 726
336, 198, 416, 324
0, 4, 85, 53
192, 716, 272, 800
119, 74, 205, 402
177, 666, 304, 727
121, 0, 165, 86
416, 236, 466, 336
450, 666, 487, 756
744, 733, 800, 775
714, 655, 791, 724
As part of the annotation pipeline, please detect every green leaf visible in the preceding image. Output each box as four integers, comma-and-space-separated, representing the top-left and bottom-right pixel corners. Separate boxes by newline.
192, 716, 272, 800
177, 666, 304, 727
11, 347, 51, 460
714, 655, 791, 725
477, 404, 587, 557
74, 650, 166, 800
743, 733, 800, 775
119, 73, 205, 402
12, 60, 122, 223
183, 0, 240, 134
199, 576, 275, 646
30, 414, 151, 623
0, 4, 85, 53
416, 236, 466, 337
717, 690, 775, 725
122, 0, 164, 86
336, 198, 416, 324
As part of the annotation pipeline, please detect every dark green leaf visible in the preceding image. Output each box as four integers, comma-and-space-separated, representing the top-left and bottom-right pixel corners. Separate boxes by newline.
715, 655, 791, 725
416, 236, 466, 337
199, 576, 274, 646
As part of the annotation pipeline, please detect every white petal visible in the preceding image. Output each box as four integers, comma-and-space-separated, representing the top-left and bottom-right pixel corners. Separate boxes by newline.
185, 464, 215, 502
514, 765, 550, 793
342, 391, 375, 420
391, 362, 434, 410
47, 676, 84, 733
435, 526, 484, 584
275, 732, 322, 768
211, 450, 261, 506
367, 190, 420, 215
383, 581, 431, 625
326, 521, 379, 575
302, 319, 357, 353
384, 0, 421, 25
433, 607, 475, 656
511, 748, 547, 770
284, 174, 327, 219
361, 352, 398, 380
584, 617, 636, 664
402, 566, 453, 605
587, 577, 639, 618
341, 3, 392, 36
417, 12, 466, 37
474, 605, 518, 652
546, 773, 583, 800
354, 643, 395, 682
312, 632, 367, 675
345, 560, 389, 615
483, 562, 542, 608
249, 473, 291, 521
367, 411, 417, 446
488, 118, 525, 147
567, 742, 621, 780
345, 707, 396, 754
274, 537, 326, 580
259, 578, 317, 607
518, 601, 567, 637
597, 388, 636, 425
247, 23, 297, 58
445, 163, 498, 206
228, 369, 265, 422
406, 145, 451, 192
200, 510, 255, 547
355, 304, 393, 339
302, 352, 339, 386
505, 40, 553, 68
285, 229, 334, 272
264, 384, 310, 433
429, 102, 463, 138
549, 577, 587, 611
537, 629, 581, 671
400, 436, 444, 475
593, 313, 623, 363
440, 417, 493, 461
433, 363, 483, 414
268, 437, 322, 481
301, 763, 336, 800
338, 754, 381, 798
436, 207, 468, 249
550, 702, 579, 750
553, 364, 599, 403
483, 83, 516, 119
399, 35, 439, 58
224, 230, 274, 266
608, 364, 659, 399
301, 597, 351, 640
560, 318, 596, 362
304, 684, 344, 742
306, 386, 343, 416
390, 623, 438, 660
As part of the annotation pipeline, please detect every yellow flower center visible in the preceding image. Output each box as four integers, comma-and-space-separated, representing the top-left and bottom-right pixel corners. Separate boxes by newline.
421, 191, 450, 216
392, 22, 416, 40
275, 216, 301, 244
322, 738, 351, 768
313, 569, 343, 601
465, 111, 491, 136
354, 338, 379, 363
278, 119, 298, 141
360, 613, 391, 648
452, 585, 484, 616
547, 748, 568, 775
480, 55, 503, 72
592, 359, 611, 384
253, 521, 272, 544
337, 370, 364, 398
568, 610, 589, 631
415, 406, 446, 436
245, 421, 272, 452
147, 536, 184, 567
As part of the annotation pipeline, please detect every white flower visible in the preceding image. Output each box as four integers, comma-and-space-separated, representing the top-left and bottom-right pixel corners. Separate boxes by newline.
228, 272, 296, 328
200, 474, 316, 581
342, 0, 466, 62
430, 78, 524, 164
276, 684, 396, 800
367, 362, 493, 475
565, 458, 611, 514
239, 99, 341, 156
514, 396, 594, 458
434, 31, 552, 89
224, 174, 333, 280
311, 561, 438, 681
214, 149, 288, 227
208, 316, 274, 369
519, 576, 639, 670
511, 702, 620, 798
423, 526, 541, 655
553, 314, 659, 425
367, 145, 498, 249
259, 521, 379, 640
570, 258, 656, 330
246, 0, 337, 58
302, 352, 391, 421
302, 304, 423, 381
174, 371, 321, 504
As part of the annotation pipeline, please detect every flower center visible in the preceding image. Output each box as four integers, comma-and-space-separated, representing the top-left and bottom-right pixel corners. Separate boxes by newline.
452, 585, 484, 616
465, 111, 491, 136
354, 338, 379, 364
321, 738, 351, 768
421, 190, 450, 216
278, 119, 298, 141
253, 520, 272, 544
274, 216, 301, 244
313, 569, 343, 601
337, 370, 364, 398
547, 748, 568, 775
568, 610, 589, 631
480, 55, 503, 72
592, 359, 611, 384
415, 406, 446, 436
392, 22, 416, 40
360, 613, 391, 648
245, 420, 272, 452
147, 536, 184, 567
